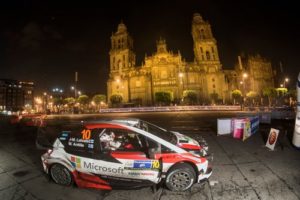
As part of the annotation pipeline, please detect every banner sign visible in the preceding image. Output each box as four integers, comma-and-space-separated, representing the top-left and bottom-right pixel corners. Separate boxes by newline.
243, 119, 251, 141
231, 116, 259, 141
266, 128, 279, 150
217, 118, 232, 135
250, 116, 259, 134
232, 119, 245, 139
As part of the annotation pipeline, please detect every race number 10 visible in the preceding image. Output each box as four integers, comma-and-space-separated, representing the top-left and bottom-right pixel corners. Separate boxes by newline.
81, 129, 91, 140
152, 160, 160, 169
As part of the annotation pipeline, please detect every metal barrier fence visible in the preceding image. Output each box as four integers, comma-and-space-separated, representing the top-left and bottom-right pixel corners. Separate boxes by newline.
99, 105, 241, 113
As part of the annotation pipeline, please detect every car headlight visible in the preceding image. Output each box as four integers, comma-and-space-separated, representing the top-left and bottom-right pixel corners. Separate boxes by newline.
296, 125, 300, 133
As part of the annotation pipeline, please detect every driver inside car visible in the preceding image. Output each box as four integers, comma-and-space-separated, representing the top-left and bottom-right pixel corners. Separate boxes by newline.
100, 131, 122, 150
100, 131, 136, 150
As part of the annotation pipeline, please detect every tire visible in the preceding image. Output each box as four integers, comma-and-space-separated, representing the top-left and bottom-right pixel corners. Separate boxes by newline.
165, 163, 196, 191
50, 164, 73, 186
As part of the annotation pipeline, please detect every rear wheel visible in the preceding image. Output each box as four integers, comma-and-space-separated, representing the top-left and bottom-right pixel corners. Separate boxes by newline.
50, 164, 73, 186
165, 163, 196, 191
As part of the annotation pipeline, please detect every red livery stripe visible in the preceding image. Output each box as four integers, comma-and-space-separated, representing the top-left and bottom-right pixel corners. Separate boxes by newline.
85, 123, 128, 130
111, 151, 147, 159
178, 143, 200, 150
72, 171, 112, 190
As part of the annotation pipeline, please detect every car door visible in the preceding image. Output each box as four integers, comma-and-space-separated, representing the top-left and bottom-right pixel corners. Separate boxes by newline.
61, 125, 97, 174
92, 127, 162, 188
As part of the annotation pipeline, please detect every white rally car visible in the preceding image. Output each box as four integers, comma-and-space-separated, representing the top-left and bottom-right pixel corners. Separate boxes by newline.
38, 119, 212, 191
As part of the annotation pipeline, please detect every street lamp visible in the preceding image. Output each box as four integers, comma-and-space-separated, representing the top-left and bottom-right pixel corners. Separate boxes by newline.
241, 72, 248, 109
242, 73, 248, 94
43, 92, 48, 113
179, 73, 184, 101
283, 78, 289, 88
71, 86, 77, 98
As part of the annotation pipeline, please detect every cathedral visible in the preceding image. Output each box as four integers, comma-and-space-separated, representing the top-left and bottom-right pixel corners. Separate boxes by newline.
107, 13, 274, 106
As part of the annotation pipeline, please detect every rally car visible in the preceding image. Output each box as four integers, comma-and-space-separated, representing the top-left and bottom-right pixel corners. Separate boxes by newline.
37, 119, 212, 191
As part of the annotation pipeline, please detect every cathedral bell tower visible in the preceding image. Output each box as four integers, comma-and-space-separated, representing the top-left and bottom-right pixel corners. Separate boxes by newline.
108, 22, 136, 104
191, 13, 221, 72
109, 22, 136, 75
191, 13, 227, 103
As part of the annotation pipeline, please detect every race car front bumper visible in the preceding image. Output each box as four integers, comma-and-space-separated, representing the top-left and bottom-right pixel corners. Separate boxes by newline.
41, 153, 50, 174
197, 166, 212, 183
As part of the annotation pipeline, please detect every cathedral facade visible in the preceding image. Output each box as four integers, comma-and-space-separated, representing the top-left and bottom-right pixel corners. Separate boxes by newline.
107, 13, 274, 106
107, 13, 229, 105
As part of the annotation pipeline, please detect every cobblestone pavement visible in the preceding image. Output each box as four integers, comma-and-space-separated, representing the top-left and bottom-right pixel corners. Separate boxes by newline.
0, 111, 299, 200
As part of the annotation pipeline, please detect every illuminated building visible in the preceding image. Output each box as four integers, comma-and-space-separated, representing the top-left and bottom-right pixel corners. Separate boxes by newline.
234, 54, 274, 95
0, 79, 34, 112
107, 13, 274, 106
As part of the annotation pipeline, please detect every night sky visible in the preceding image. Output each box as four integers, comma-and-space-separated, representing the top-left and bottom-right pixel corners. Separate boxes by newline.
1, 0, 299, 95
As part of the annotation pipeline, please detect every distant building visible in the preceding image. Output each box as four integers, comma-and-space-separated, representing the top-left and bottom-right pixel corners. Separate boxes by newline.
106, 13, 275, 106
0, 79, 34, 112
234, 54, 275, 96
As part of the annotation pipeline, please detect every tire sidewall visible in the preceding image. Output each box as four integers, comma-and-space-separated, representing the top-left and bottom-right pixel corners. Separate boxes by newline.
50, 164, 73, 186
165, 163, 196, 191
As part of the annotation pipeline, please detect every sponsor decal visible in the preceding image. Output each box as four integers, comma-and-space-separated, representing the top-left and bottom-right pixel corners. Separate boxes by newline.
83, 161, 124, 174
128, 172, 140, 176
266, 128, 279, 150
68, 137, 94, 148
128, 172, 155, 176
131, 160, 160, 170
70, 156, 81, 168
62, 131, 70, 137
59, 131, 70, 141
70, 156, 124, 174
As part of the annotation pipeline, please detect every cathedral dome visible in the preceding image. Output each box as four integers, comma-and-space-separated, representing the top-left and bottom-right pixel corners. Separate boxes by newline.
117, 22, 127, 33
193, 13, 203, 23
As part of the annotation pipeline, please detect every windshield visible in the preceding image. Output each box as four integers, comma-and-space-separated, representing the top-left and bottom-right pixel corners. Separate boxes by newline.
139, 120, 177, 144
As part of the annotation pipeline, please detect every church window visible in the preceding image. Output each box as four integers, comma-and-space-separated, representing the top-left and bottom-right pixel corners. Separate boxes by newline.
118, 60, 122, 69
118, 39, 121, 49
161, 71, 167, 79
212, 78, 215, 82
189, 77, 195, 83
206, 51, 211, 60
200, 29, 205, 39
213, 84, 215, 88
136, 81, 141, 87
202, 55, 204, 60
200, 47, 203, 53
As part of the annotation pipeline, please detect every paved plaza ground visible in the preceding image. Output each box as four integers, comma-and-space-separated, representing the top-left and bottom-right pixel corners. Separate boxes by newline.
0, 111, 299, 200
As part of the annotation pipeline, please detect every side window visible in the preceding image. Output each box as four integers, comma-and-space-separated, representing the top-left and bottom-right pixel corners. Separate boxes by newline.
161, 144, 175, 153
59, 126, 103, 157
99, 129, 143, 152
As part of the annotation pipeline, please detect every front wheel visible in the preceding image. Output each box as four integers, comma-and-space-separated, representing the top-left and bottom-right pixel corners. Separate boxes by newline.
165, 163, 196, 191
50, 164, 73, 186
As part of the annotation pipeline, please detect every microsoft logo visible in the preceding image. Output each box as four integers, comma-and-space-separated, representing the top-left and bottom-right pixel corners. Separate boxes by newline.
70, 156, 81, 168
